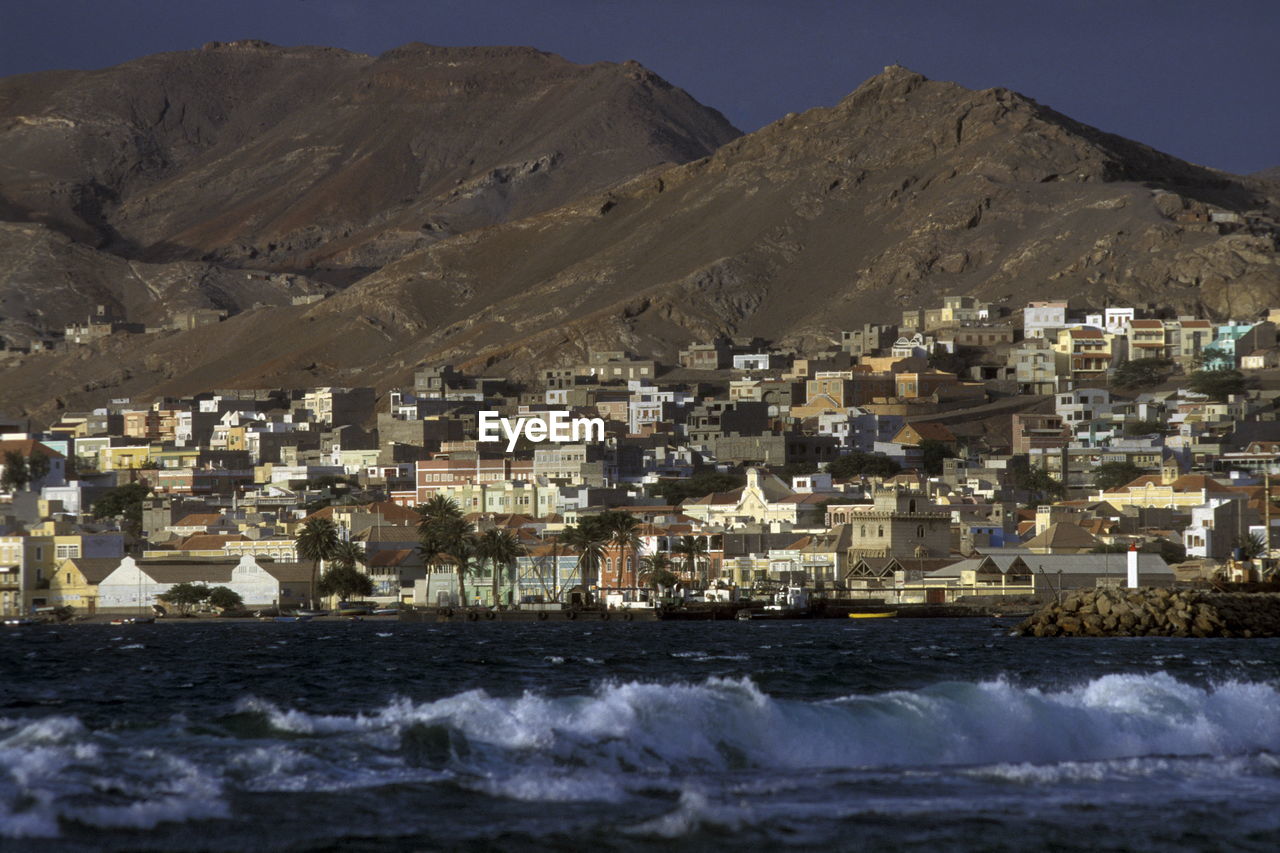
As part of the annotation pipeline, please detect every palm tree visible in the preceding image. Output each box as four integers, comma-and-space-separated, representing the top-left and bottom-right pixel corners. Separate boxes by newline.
295, 516, 340, 608
330, 540, 366, 570
417, 526, 445, 608
416, 494, 464, 532
448, 532, 479, 608
415, 496, 465, 608
672, 535, 711, 588
638, 553, 679, 595
321, 540, 370, 605
1236, 532, 1267, 562
601, 511, 642, 589
538, 531, 568, 601
478, 528, 525, 607
561, 522, 606, 591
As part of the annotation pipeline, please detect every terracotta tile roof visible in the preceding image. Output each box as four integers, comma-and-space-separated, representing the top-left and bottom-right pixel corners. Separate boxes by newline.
177, 533, 245, 551
173, 513, 223, 528
368, 549, 416, 568
1024, 522, 1100, 550
1170, 474, 1235, 493
902, 422, 956, 442
304, 501, 420, 524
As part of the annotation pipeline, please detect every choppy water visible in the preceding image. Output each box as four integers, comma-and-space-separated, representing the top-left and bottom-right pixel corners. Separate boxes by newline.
2, 619, 1279, 851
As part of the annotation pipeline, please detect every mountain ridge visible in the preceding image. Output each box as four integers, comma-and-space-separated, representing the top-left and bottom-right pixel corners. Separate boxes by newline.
1, 58, 1278, 424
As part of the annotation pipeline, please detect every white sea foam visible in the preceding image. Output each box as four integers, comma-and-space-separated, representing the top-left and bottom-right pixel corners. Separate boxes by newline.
0, 719, 227, 838
624, 789, 749, 837
233, 672, 1280, 780
5, 672, 1279, 837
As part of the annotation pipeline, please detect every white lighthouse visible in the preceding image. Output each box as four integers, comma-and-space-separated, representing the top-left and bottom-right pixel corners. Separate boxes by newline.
1126, 543, 1139, 588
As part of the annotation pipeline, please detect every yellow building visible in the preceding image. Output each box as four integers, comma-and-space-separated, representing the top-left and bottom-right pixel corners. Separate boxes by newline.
100, 444, 154, 471
1092, 474, 1242, 510
1052, 327, 1116, 382
46, 557, 121, 615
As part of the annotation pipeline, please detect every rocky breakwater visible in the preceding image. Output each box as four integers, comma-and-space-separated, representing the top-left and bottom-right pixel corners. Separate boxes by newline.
1016, 587, 1280, 638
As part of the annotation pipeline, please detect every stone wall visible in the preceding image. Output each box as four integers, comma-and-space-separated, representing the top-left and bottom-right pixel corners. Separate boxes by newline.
1015, 587, 1280, 638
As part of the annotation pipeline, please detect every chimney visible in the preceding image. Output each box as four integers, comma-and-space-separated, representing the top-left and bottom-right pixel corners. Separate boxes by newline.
1126, 542, 1139, 588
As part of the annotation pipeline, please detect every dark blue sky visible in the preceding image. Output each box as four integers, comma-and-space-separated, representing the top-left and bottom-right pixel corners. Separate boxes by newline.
3, 0, 1277, 174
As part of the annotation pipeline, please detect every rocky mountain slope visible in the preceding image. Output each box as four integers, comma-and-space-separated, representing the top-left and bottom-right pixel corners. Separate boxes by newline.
0, 40, 739, 344
2, 60, 1278, 424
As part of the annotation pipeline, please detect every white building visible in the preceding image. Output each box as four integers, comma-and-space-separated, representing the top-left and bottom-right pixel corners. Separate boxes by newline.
1024, 301, 1069, 338
1084, 308, 1135, 336
96, 555, 314, 612
732, 354, 771, 371
1055, 388, 1112, 425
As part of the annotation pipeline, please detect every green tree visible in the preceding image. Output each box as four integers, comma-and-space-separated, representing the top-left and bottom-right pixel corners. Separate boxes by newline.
91, 482, 151, 537
600, 510, 642, 588
416, 495, 464, 535
295, 517, 340, 608
1094, 461, 1146, 491
770, 462, 819, 479
207, 586, 244, 613
1014, 465, 1065, 504
561, 521, 607, 590
918, 439, 957, 476
827, 452, 901, 480
448, 531, 479, 607
159, 582, 211, 615
1187, 369, 1247, 401
330, 540, 367, 571
415, 495, 465, 607
477, 527, 524, 606
1235, 532, 1267, 561
27, 450, 50, 485
1124, 420, 1167, 437
638, 553, 680, 593
318, 564, 375, 602
649, 470, 745, 505
1, 451, 29, 491
672, 535, 711, 588
1111, 358, 1175, 390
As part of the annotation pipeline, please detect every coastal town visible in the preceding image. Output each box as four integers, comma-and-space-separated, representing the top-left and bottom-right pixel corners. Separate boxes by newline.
2, 296, 1278, 622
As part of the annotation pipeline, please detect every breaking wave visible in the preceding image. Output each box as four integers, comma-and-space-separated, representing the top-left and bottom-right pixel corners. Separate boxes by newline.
3, 672, 1279, 838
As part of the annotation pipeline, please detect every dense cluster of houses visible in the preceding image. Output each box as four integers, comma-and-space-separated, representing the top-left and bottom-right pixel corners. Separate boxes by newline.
2, 299, 1277, 617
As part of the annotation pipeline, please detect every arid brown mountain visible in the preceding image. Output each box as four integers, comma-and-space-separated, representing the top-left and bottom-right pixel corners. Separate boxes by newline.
2, 62, 1279, 424
0, 40, 739, 345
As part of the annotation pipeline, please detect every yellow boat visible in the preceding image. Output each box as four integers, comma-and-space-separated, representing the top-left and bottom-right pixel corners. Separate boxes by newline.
847, 611, 897, 619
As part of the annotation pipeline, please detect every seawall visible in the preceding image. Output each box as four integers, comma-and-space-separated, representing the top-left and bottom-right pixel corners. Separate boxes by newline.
1015, 587, 1280, 638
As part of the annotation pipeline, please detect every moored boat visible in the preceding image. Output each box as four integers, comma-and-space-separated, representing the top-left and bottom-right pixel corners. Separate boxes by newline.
848, 611, 897, 619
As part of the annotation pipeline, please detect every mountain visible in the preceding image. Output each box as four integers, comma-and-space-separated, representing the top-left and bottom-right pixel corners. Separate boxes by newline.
310, 66, 1278, 370
0, 40, 739, 344
2, 62, 1278, 424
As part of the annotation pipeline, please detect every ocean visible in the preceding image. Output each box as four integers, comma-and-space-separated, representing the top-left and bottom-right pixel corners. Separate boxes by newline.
2, 618, 1278, 851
